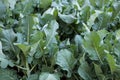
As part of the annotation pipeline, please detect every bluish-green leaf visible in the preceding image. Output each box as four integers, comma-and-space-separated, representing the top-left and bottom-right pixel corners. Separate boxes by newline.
83, 31, 104, 63
56, 49, 76, 77
42, 8, 58, 23
0, 68, 18, 80
94, 63, 105, 80
28, 73, 39, 80
58, 13, 76, 24
40, 0, 52, 9
78, 55, 92, 80
3, 0, 17, 10
115, 29, 120, 40
39, 72, 60, 80
87, 10, 103, 27
0, 1, 6, 18
44, 20, 59, 48
29, 41, 40, 56
97, 30, 108, 41
0, 41, 10, 68
107, 53, 117, 74
0, 29, 16, 52
14, 43, 30, 56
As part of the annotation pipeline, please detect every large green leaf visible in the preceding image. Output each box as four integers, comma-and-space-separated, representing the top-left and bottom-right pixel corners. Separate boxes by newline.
97, 29, 108, 41
78, 55, 92, 80
94, 63, 105, 80
0, 68, 18, 80
22, 0, 34, 14
0, 41, 14, 68
0, 1, 6, 19
44, 20, 59, 48
28, 73, 39, 80
114, 43, 120, 63
97, 12, 112, 29
8, 0, 16, 10
56, 49, 76, 77
74, 35, 83, 45
107, 53, 117, 74
3, 0, 17, 10
115, 29, 120, 40
14, 43, 30, 56
30, 31, 44, 44
83, 31, 104, 63
40, 0, 52, 9
74, 35, 83, 52
80, 6, 90, 22
0, 41, 8, 68
87, 10, 103, 27
42, 8, 58, 23
112, 2, 120, 17
58, 13, 76, 24
39, 72, 60, 80
0, 41, 5, 58
23, 16, 34, 43
0, 29, 16, 52
29, 41, 40, 57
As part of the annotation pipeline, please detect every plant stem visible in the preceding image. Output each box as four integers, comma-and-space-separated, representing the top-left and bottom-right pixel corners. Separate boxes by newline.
30, 64, 37, 72
16, 65, 27, 70
26, 60, 30, 78
43, 56, 47, 66
73, 73, 79, 80
94, 47, 103, 64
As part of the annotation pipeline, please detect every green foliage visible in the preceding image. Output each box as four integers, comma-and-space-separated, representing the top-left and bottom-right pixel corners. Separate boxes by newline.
78, 55, 92, 80
56, 49, 76, 77
39, 72, 60, 80
40, 0, 52, 9
0, 0, 120, 80
0, 68, 18, 80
